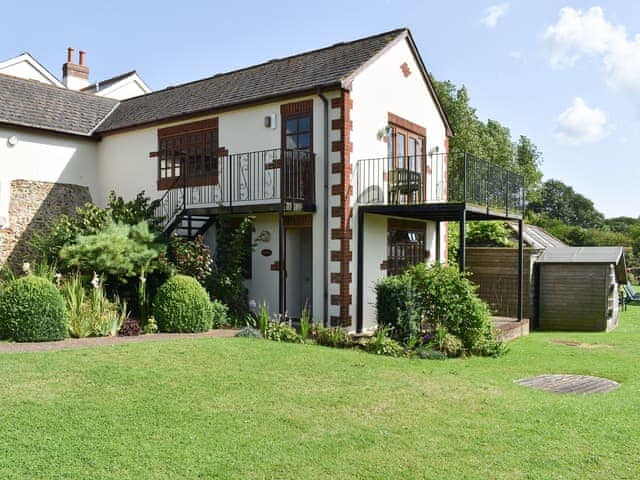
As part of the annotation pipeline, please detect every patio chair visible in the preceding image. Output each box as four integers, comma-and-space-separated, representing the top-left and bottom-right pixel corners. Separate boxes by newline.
388, 168, 421, 204
624, 282, 640, 304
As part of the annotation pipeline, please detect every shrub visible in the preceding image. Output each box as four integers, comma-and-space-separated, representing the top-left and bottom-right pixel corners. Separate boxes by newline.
167, 235, 213, 285
119, 318, 141, 336
375, 274, 421, 343
408, 263, 493, 351
235, 327, 263, 339
0, 276, 67, 342
211, 300, 230, 328
153, 275, 213, 333
264, 322, 302, 343
361, 328, 405, 357
314, 326, 352, 348
441, 333, 464, 358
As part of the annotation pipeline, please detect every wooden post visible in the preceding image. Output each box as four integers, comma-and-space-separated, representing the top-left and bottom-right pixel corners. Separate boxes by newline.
518, 218, 524, 322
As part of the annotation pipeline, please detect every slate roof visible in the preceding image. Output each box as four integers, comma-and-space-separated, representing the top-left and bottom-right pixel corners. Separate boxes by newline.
96, 28, 415, 133
81, 70, 137, 94
0, 73, 118, 136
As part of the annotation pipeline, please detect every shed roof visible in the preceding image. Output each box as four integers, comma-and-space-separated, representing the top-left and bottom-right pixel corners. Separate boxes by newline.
537, 247, 624, 264
538, 247, 627, 283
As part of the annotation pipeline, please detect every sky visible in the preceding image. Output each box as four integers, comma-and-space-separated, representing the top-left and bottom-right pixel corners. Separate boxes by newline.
2, 1, 638, 218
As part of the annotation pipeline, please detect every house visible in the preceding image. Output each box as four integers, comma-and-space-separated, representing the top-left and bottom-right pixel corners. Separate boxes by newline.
0, 28, 525, 331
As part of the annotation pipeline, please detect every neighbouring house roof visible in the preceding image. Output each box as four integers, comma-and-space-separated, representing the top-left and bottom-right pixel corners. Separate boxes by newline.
81, 70, 137, 93
96, 28, 452, 134
0, 52, 65, 88
81, 70, 151, 97
507, 223, 566, 250
0, 74, 118, 136
538, 246, 627, 282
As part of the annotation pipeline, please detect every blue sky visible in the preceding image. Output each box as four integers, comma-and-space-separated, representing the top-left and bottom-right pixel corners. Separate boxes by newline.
2, 1, 638, 218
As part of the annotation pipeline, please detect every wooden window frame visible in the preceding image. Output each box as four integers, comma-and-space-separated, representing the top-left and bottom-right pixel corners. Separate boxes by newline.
387, 218, 427, 276
157, 118, 220, 190
281, 100, 313, 152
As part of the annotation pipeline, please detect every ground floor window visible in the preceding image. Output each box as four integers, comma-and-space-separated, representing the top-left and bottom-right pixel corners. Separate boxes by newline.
387, 218, 427, 276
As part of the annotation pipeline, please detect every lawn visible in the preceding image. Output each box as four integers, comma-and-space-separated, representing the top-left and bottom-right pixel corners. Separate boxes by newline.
1, 309, 639, 479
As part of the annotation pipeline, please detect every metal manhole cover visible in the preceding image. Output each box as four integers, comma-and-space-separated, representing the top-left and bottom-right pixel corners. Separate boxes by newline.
515, 374, 620, 394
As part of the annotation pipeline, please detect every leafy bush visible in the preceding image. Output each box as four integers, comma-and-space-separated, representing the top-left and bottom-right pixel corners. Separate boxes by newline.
408, 263, 493, 351
466, 221, 514, 247
0, 276, 67, 342
376, 263, 502, 356
235, 327, 263, 339
299, 302, 312, 341
361, 328, 405, 357
167, 235, 213, 285
375, 274, 421, 343
119, 318, 141, 336
441, 333, 464, 358
264, 322, 302, 343
314, 326, 352, 348
153, 275, 213, 333
211, 300, 230, 328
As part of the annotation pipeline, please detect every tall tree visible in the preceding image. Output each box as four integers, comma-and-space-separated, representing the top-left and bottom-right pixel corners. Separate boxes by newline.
528, 179, 605, 229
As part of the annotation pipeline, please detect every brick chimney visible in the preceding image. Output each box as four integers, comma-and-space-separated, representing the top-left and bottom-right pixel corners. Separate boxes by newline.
62, 47, 89, 90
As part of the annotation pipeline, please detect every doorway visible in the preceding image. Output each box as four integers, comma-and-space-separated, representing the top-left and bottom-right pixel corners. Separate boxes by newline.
285, 225, 313, 319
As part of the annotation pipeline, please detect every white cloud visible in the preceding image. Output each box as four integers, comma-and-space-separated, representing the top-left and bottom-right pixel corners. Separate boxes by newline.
482, 3, 509, 28
509, 51, 522, 60
544, 6, 640, 97
554, 98, 609, 145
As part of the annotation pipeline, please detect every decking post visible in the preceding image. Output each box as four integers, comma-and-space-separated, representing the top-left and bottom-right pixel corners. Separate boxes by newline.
459, 209, 466, 272
518, 218, 524, 322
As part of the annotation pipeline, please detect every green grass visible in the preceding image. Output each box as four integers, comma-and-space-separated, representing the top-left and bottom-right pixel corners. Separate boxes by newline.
1, 309, 640, 479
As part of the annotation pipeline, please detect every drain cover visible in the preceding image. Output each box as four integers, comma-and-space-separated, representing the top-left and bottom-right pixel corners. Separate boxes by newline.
516, 374, 620, 394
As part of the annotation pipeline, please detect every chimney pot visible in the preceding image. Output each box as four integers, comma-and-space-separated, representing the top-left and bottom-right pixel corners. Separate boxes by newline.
67, 47, 75, 63
79, 50, 86, 66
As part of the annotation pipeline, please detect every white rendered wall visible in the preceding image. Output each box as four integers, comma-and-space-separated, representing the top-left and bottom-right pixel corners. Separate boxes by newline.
98, 94, 334, 322
0, 59, 61, 86
0, 127, 99, 225
97, 80, 148, 100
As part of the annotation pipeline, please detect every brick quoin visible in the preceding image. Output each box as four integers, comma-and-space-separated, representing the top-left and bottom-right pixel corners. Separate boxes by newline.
328, 90, 354, 327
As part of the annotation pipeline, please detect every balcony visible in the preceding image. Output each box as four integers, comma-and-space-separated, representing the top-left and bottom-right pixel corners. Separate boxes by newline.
355, 152, 525, 219
156, 148, 315, 231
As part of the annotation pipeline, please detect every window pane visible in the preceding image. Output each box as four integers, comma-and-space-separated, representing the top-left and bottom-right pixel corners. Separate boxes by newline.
298, 116, 311, 132
396, 133, 406, 158
298, 133, 311, 150
286, 136, 298, 149
286, 119, 298, 135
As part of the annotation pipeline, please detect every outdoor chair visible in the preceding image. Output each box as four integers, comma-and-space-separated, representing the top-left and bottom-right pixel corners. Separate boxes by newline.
624, 282, 640, 304
388, 168, 422, 204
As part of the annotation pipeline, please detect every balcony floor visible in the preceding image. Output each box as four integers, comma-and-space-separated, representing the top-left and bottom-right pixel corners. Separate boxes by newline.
358, 201, 523, 222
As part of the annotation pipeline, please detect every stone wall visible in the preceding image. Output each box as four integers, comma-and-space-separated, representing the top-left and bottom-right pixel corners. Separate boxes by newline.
0, 180, 92, 270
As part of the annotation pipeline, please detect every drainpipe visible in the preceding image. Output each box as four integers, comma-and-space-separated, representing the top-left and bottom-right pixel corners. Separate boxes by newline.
318, 90, 330, 327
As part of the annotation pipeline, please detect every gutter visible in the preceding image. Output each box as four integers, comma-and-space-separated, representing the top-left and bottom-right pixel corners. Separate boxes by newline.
318, 90, 330, 327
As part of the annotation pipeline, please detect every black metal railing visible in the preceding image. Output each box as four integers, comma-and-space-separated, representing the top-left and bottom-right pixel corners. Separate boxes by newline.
155, 148, 315, 231
355, 151, 524, 217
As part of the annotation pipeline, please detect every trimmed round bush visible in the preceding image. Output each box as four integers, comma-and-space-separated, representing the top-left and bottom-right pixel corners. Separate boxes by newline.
0, 276, 68, 342
153, 274, 213, 333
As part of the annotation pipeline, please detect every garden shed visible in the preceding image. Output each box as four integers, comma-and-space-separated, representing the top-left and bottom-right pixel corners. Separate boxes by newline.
535, 247, 627, 331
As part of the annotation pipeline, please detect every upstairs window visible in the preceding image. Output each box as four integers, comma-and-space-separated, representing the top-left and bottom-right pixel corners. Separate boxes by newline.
157, 118, 219, 189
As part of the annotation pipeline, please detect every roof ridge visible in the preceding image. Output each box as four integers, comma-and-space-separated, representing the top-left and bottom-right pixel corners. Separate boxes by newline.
117, 27, 408, 104
82, 70, 138, 91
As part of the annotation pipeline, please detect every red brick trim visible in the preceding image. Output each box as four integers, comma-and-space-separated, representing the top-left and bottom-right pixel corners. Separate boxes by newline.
149, 151, 158, 158
388, 112, 426, 137
280, 99, 313, 116
388, 218, 426, 231
400, 62, 411, 77
270, 261, 281, 271
284, 214, 312, 228
380, 260, 388, 270
158, 118, 219, 138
